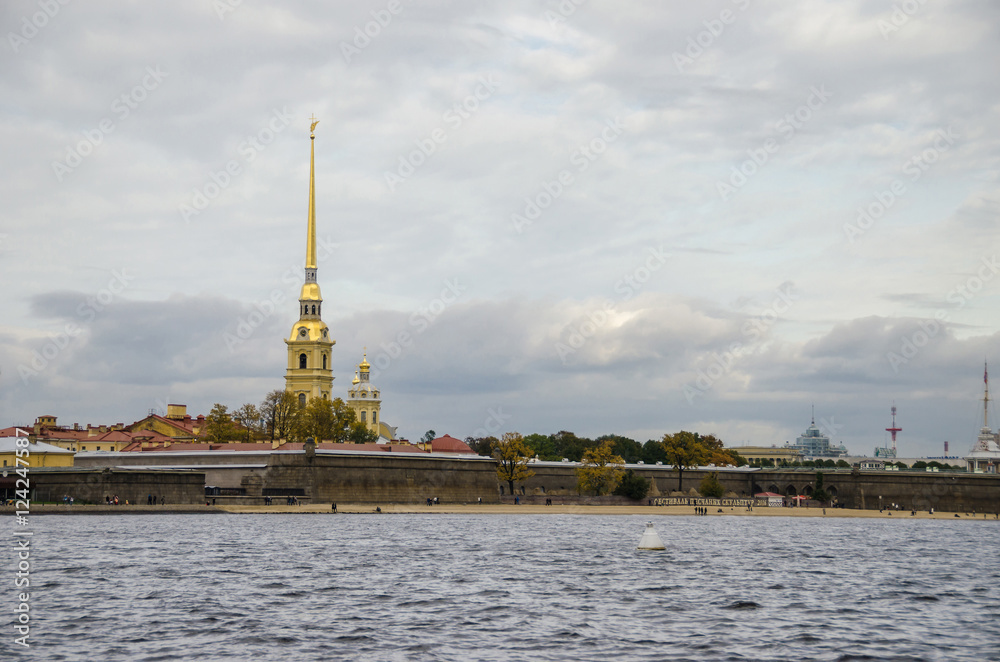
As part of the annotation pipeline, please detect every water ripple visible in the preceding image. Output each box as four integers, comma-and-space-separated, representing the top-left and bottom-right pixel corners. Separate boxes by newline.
16, 514, 1000, 662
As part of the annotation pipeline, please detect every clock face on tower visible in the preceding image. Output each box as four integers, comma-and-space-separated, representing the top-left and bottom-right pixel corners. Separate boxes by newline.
299, 327, 307, 337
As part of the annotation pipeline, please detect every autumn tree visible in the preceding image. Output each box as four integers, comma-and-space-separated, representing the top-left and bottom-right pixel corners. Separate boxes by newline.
260, 389, 297, 441
576, 439, 626, 496
661, 430, 709, 492
700, 434, 747, 467
205, 403, 237, 442
233, 403, 262, 442
493, 431, 535, 496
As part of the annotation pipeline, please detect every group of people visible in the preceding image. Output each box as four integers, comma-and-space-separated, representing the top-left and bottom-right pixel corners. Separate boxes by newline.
425, 497, 439, 505
146, 494, 165, 505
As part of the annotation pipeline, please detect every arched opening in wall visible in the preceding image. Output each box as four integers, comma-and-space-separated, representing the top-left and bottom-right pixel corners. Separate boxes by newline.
752, 483, 763, 494
299, 354, 307, 369
372, 412, 377, 424
768, 484, 779, 493
311, 305, 316, 315
520, 486, 526, 495
804, 485, 814, 495
322, 354, 327, 370
298, 393, 306, 407
785, 484, 797, 496
499, 485, 504, 495
360, 411, 366, 423
827, 486, 838, 498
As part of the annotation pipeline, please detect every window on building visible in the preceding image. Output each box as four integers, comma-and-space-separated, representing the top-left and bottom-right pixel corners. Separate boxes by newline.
299, 354, 307, 369
312, 305, 316, 315
372, 412, 377, 424
322, 354, 327, 369
96, 446, 101, 451
299, 393, 306, 407
360, 411, 367, 423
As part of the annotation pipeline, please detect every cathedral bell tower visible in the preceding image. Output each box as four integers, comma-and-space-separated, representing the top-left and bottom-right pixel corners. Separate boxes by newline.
285, 118, 334, 406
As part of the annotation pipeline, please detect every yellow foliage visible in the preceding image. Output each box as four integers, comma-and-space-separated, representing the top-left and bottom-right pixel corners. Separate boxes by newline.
575, 440, 626, 495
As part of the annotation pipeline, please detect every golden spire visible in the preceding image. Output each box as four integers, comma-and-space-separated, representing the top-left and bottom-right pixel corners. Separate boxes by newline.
306, 115, 318, 270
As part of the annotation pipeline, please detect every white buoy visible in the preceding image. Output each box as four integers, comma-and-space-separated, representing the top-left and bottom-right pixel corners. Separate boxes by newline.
637, 522, 665, 550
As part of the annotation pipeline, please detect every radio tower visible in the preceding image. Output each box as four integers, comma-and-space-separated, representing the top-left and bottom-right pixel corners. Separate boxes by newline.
885, 403, 901, 455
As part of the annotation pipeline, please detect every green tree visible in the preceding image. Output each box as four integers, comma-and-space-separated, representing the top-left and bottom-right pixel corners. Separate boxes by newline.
912, 460, 928, 470
811, 471, 830, 503
232, 403, 261, 442
698, 471, 725, 498
292, 397, 364, 442
464, 436, 497, 456
206, 403, 237, 442
522, 433, 559, 460
493, 432, 535, 496
661, 431, 708, 491
260, 389, 297, 441
597, 434, 642, 464
576, 439, 626, 495
641, 439, 668, 465
421, 430, 436, 443
836, 459, 851, 468
613, 469, 650, 500
550, 430, 595, 462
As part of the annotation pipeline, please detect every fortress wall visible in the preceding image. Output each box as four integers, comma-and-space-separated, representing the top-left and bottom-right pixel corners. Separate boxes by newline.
25, 468, 206, 504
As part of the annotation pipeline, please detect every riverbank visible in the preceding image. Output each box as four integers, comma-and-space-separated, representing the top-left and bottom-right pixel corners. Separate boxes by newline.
7, 503, 998, 519
216, 503, 998, 519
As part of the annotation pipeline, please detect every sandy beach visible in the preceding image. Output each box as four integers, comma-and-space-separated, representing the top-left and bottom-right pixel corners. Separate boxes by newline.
214, 503, 999, 520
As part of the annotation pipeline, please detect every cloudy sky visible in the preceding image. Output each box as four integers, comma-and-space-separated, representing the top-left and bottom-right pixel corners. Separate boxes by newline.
2, 0, 998, 457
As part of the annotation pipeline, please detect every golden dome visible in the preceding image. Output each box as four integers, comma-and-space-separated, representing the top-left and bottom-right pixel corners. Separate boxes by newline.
352, 371, 360, 385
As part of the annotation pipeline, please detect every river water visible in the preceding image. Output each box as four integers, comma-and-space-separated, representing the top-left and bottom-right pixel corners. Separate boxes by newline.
5, 514, 999, 661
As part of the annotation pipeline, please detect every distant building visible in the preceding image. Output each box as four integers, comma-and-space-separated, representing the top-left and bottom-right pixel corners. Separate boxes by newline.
966, 364, 1000, 473
346, 353, 397, 441
784, 416, 848, 458
0, 431, 75, 468
728, 445, 802, 463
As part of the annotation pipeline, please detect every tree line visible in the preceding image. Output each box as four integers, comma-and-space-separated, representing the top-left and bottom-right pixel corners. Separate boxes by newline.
487, 430, 747, 499
202, 389, 378, 444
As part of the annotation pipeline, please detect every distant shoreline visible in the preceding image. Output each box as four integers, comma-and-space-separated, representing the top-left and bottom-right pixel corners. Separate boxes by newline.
10, 503, 999, 519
